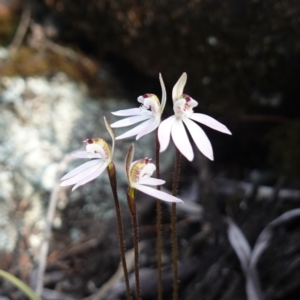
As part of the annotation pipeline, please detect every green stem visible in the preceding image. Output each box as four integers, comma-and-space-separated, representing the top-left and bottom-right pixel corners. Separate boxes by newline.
171, 148, 181, 300
0, 269, 42, 300
155, 129, 163, 300
127, 188, 141, 300
107, 164, 132, 300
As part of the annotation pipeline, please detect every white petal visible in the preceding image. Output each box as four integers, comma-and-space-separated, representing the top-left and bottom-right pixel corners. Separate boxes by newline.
183, 118, 214, 160
61, 159, 102, 181
71, 151, 87, 158
136, 118, 160, 140
138, 177, 165, 186
159, 73, 167, 113
110, 115, 150, 128
172, 72, 187, 101
171, 119, 194, 161
115, 119, 153, 140
71, 151, 102, 159
112, 108, 151, 116
71, 161, 108, 191
134, 184, 183, 203
61, 160, 104, 187
158, 116, 175, 152
190, 113, 232, 135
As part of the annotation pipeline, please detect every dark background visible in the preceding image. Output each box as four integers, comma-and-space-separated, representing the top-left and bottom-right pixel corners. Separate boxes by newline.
1, 0, 300, 299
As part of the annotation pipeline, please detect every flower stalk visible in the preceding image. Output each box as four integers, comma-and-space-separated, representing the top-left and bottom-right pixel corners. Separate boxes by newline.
155, 130, 163, 300
107, 163, 132, 300
171, 148, 181, 300
126, 187, 141, 300
125, 144, 183, 300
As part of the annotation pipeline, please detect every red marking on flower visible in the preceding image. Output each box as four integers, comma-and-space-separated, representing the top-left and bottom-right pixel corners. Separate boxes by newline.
145, 157, 151, 164
143, 94, 148, 98
87, 139, 93, 144
185, 96, 191, 102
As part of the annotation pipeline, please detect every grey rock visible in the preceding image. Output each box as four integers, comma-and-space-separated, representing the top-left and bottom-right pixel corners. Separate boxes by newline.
0, 72, 172, 254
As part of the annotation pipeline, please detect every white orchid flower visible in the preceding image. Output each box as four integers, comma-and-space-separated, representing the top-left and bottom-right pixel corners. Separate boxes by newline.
158, 72, 232, 161
60, 117, 115, 191
125, 144, 183, 203
110, 73, 167, 140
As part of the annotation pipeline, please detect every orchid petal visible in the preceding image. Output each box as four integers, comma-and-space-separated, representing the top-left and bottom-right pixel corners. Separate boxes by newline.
190, 113, 232, 135
136, 118, 160, 140
158, 115, 176, 152
183, 118, 214, 160
72, 161, 108, 191
71, 151, 102, 159
171, 119, 194, 161
138, 177, 165, 186
159, 73, 167, 113
115, 119, 154, 140
172, 72, 187, 102
61, 159, 102, 181
112, 108, 151, 116
110, 115, 150, 128
61, 160, 103, 186
134, 184, 183, 203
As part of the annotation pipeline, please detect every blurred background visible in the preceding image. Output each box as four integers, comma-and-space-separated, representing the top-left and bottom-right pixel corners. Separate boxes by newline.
0, 0, 300, 299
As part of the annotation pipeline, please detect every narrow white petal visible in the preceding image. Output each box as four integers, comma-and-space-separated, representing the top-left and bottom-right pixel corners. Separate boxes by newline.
172, 72, 187, 101
115, 119, 153, 140
171, 119, 194, 161
61, 160, 103, 186
112, 108, 151, 116
134, 184, 183, 203
61, 159, 102, 181
110, 115, 150, 128
138, 177, 165, 186
136, 118, 160, 140
158, 116, 175, 152
159, 73, 167, 113
72, 161, 108, 191
183, 118, 214, 161
190, 113, 232, 135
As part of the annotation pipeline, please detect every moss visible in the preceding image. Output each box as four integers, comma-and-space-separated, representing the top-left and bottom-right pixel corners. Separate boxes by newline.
0, 9, 18, 45
0, 46, 108, 95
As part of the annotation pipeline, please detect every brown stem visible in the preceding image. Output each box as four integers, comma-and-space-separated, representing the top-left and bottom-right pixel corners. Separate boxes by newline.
171, 148, 181, 300
127, 188, 141, 300
107, 164, 132, 300
155, 130, 163, 300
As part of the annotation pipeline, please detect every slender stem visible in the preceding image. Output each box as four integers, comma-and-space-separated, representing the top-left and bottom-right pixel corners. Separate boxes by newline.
171, 148, 181, 300
155, 130, 163, 300
35, 156, 70, 296
127, 188, 141, 300
107, 164, 132, 300
132, 210, 141, 300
